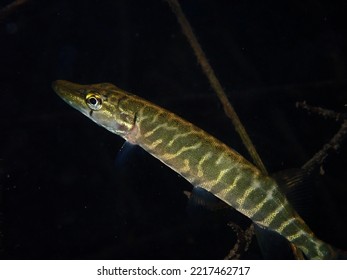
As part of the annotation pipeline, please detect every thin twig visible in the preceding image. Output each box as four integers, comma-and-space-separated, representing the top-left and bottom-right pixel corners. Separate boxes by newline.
224, 223, 254, 260
303, 121, 347, 172
297, 102, 347, 172
165, 0, 268, 175
296, 101, 345, 122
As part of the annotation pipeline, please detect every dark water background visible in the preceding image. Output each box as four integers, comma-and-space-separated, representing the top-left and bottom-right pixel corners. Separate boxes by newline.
1, 0, 347, 259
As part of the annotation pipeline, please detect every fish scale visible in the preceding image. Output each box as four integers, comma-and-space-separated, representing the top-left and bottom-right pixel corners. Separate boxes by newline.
53, 80, 337, 259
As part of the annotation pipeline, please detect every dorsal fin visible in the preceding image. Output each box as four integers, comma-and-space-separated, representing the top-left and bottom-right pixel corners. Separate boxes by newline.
271, 168, 313, 219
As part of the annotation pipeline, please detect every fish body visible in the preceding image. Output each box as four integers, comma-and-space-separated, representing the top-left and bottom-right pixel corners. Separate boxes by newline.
53, 80, 337, 259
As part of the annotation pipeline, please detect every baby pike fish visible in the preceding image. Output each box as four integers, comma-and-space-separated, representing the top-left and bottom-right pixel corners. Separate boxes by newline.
53, 80, 339, 259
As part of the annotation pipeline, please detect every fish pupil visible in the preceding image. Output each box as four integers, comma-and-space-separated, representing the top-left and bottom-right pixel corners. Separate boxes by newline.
89, 97, 97, 105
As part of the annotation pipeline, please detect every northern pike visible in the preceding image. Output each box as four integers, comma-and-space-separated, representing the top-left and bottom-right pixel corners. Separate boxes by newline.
53, 80, 339, 259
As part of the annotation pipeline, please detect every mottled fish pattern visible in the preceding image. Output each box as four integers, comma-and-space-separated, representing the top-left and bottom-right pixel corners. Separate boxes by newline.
53, 80, 337, 259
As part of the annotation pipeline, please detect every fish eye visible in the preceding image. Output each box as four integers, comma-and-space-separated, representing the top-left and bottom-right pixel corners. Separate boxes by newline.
86, 93, 102, 110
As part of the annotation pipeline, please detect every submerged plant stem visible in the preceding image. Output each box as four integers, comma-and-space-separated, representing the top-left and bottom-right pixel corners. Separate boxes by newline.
296, 101, 345, 122
165, 0, 268, 175
297, 102, 347, 172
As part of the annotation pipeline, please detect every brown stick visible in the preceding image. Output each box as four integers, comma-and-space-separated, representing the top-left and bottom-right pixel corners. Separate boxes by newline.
224, 223, 254, 260
297, 102, 347, 172
296, 101, 345, 122
165, 0, 268, 175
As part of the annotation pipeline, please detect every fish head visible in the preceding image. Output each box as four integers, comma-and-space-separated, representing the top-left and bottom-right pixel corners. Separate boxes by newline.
52, 80, 138, 142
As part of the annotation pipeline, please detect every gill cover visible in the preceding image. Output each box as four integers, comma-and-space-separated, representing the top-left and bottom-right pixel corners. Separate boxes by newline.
52, 80, 137, 140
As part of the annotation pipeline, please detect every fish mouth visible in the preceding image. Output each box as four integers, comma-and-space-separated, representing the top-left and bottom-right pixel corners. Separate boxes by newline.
52, 80, 89, 115
51, 80, 63, 94
52, 80, 82, 98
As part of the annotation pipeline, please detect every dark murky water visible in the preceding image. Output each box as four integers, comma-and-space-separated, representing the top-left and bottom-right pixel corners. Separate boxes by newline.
1, 0, 347, 259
